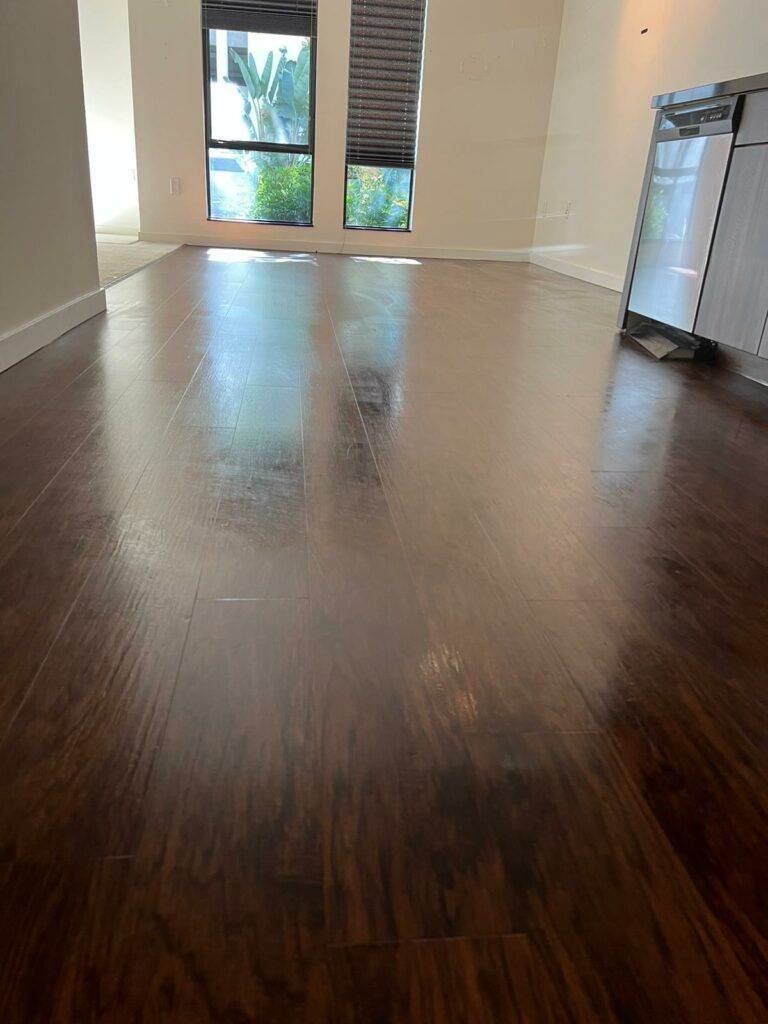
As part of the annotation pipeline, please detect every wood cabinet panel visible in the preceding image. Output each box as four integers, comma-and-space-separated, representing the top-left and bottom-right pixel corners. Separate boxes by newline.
695, 144, 768, 353
736, 90, 768, 146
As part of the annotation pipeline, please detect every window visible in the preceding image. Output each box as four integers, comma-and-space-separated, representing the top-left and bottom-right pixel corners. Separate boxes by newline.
344, 0, 427, 231
202, 1, 317, 225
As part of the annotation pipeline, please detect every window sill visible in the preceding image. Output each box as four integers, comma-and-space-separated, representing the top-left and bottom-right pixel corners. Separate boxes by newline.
343, 225, 412, 233
207, 217, 314, 228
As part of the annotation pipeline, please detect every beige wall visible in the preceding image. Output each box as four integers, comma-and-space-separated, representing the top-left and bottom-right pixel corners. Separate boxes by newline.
79, 0, 140, 235
0, 0, 100, 349
534, 0, 768, 290
128, 0, 563, 258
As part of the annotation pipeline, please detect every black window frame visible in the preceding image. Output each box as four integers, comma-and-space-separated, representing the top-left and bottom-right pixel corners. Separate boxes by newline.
202, 15, 318, 228
343, 164, 417, 234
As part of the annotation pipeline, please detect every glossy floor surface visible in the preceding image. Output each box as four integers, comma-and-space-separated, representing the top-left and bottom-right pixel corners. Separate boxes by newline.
1, 246, 768, 1022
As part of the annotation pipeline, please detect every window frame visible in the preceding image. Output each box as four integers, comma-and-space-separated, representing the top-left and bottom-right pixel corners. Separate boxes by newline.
202, 23, 318, 227
342, 164, 417, 234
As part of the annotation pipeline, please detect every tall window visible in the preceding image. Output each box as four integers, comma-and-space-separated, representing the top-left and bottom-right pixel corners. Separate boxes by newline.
202, 1, 317, 225
344, 0, 427, 231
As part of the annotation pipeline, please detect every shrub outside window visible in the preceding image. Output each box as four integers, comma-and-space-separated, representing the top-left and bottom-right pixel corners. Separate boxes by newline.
345, 165, 413, 231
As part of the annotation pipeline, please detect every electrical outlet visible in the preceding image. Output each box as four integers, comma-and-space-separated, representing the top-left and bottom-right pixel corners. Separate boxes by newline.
170, 176, 181, 196
565, 201, 572, 217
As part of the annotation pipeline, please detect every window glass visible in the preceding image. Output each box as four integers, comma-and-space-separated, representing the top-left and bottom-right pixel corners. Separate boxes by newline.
345, 166, 412, 230
209, 30, 311, 146
209, 149, 312, 224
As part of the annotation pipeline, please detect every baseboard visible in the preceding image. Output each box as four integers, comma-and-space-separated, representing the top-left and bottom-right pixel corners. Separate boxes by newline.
717, 343, 768, 388
340, 242, 531, 262
530, 251, 623, 292
139, 231, 531, 263
0, 289, 106, 375
139, 231, 340, 254
95, 226, 140, 239
96, 232, 140, 243
138, 231, 633, 280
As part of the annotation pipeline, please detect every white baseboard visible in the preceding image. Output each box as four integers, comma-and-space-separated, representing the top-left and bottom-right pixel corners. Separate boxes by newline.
530, 251, 623, 292
140, 231, 624, 284
95, 225, 140, 238
0, 289, 106, 375
341, 242, 531, 262
139, 232, 343, 254
97, 232, 140, 243
139, 231, 531, 263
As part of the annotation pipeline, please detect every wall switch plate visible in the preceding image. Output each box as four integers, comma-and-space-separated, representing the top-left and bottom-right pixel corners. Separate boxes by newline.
170, 176, 181, 196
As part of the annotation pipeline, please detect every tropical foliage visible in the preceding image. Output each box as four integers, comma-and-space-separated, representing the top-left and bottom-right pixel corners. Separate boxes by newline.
345, 165, 411, 229
251, 157, 312, 223
230, 42, 310, 146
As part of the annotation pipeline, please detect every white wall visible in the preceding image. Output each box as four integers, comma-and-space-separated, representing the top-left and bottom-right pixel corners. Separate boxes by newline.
533, 0, 768, 290
127, 0, 563, 259
0, 0, 103, 371
79, 0, 140, 235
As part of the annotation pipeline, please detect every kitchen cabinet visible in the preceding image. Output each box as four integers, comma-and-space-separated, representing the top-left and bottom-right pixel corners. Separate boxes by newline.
695, 144, 768, 354
737, 90, 768, 145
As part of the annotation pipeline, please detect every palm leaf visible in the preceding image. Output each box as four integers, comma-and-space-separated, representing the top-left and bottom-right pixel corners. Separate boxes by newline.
292, 44, 310, 126
247, 53, 264, 98
260, 51, 274, 95
273, 66, 296, 120
231, 49, 260, 99
269, 52, 287, 102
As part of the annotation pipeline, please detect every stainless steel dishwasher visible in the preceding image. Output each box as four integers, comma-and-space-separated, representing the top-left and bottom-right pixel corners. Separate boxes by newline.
627, 97, 742, 333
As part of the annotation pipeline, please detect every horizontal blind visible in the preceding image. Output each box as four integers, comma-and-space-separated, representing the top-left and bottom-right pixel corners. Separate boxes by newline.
346, 0, 427, 169
202, 0, 316, 36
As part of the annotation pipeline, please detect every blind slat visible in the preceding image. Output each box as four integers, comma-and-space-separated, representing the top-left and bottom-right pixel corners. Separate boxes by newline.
345, 0, 427, 170
202, 0, 316, 36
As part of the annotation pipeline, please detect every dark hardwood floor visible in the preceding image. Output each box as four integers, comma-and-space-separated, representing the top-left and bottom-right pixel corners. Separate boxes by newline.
1, 245, 768, 1021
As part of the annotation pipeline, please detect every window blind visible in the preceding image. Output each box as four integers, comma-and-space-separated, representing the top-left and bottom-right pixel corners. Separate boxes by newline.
202, 0, 316, 37
345, 0, 427, 170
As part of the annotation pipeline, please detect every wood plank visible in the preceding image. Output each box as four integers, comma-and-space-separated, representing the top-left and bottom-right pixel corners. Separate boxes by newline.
0, 858, 335, 1024
198, 387, 308, 600
532, 598, 768, 1005
34, 598, 332, 1020
331, 934, 577, 1024
493, 731, 766, 1023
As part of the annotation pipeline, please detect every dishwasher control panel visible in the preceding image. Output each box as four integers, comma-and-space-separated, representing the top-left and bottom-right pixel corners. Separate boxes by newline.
657, 95, 742, 140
